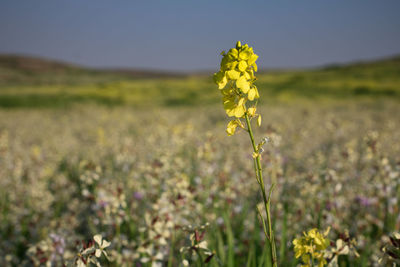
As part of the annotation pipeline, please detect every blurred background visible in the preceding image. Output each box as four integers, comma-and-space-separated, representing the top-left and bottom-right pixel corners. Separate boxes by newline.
0, 0, 400, 107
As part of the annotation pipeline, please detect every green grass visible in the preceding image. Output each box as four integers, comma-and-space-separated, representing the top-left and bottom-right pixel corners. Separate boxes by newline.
0, 54, 399, 108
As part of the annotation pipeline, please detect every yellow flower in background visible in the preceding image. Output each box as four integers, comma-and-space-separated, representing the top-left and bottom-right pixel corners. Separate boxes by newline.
214, 41, 260, 135
292, 228, 330, 267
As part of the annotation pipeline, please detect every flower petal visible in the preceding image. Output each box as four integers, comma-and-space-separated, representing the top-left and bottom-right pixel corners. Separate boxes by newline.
248, 88, 256, 101
102, 240, 111, 248
236, 76, 250, 93
226, 70, 240, 80
93, 235, 102, 246
95, 248, 102, 258
238, 61, 248, 72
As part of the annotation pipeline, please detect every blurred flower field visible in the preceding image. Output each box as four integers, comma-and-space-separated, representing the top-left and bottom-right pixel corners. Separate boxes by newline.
0, 99, 399, 266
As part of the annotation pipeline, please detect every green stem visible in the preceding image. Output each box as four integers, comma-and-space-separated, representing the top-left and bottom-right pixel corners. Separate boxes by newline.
116, 223, 122, 254
196, 248, 205, 267
244, 112, 278, 267
310, 247, 315, 267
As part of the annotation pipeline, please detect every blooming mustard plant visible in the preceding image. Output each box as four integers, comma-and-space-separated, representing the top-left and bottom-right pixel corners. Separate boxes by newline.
214, 41, 278, 267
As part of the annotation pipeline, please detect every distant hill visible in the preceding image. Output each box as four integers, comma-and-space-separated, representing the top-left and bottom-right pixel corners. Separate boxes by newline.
321, 54, 400, 70
0, 53, 399, 108
0, 54, 186, 85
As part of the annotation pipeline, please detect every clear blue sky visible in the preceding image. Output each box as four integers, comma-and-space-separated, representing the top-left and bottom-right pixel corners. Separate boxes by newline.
1, 1, 399, 71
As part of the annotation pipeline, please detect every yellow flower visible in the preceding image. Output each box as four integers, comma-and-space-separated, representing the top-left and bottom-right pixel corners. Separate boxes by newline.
247, 107, 256, 117
248, 86, 259, 101
292, 228, 330, 267
215, 41, 258, 91
213, 71, 227, 89
236, 76, 250, 94
226, 69, 240, 80
223, 96, 246, 118
214, 41, 260, 134
248, 54, 259, 65
238, 60, 248, 72
239, 50, 252, 60
226, 120, 243, 136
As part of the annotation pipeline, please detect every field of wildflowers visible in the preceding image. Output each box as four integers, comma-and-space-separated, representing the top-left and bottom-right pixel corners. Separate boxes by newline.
0, 97, 399, 266
0, 44, 400, 266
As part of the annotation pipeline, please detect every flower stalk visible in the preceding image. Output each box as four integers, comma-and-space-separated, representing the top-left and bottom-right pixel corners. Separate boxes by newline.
214, 41, 277, 266
245, 112, 277, 267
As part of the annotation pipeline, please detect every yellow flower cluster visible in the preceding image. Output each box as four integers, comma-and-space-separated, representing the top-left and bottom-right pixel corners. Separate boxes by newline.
292, 228, 330, 267
214, 41, 261, 136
